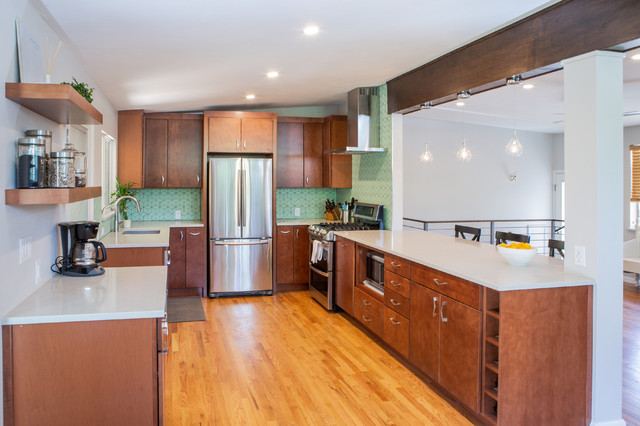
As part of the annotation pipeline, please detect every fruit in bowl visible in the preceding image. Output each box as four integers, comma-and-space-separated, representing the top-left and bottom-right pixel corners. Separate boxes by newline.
497, 242, 537, 266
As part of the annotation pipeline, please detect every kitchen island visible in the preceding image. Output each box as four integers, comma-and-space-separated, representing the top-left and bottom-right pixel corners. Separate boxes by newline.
2, 266, 168, 426
334, 230, 592, 426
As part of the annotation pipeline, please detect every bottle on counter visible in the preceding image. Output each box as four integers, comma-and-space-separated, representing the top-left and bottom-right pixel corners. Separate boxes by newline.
16, 137, 46, 188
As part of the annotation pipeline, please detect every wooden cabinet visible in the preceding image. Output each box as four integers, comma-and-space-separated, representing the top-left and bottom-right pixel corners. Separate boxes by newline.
102, 246, 167, 267
276, 117, 323, 188
334, 236, 355, 315
322, 115, 351, 188
2, 318, 164, 425
409, 283, 440, 379
353, 286, 384, 337
275, 225, 309, 291
144, 114, 203, 188
382, 306, 409, 357
117, 110, 144, 186
168, 227, 206, 295
205, 111, 276, 153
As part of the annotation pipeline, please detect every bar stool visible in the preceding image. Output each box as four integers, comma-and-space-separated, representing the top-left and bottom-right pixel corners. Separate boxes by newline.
455, 225, 481, 242
495, 231, 530, 245
548, 239, 565, 259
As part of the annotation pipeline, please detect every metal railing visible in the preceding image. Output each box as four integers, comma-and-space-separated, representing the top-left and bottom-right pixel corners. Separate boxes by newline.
403, 217, 565, 256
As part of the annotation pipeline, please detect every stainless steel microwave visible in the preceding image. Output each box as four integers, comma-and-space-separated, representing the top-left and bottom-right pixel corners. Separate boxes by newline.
365, 250, 384, 293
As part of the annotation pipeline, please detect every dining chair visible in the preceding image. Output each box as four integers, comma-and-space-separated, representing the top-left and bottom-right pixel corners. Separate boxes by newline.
548, 239, 565, 259
495, 231, 530, 245
454, 225, 481, 242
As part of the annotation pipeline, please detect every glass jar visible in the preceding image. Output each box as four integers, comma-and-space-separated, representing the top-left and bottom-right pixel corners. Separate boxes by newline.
49, 151, 75, 188
17, 137, 46, 188
25, 130, 52, 187
61, 142, 87, 187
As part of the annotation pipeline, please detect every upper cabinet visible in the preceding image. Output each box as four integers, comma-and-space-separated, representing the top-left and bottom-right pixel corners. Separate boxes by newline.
323, 116, 351, 188
276, 117, 323, 188
117, 111, 203, 188
205, 111, 276, 154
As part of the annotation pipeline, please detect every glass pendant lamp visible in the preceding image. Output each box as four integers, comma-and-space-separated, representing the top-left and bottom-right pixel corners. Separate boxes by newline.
505, 76, 524, 158
457, 100, 472, 162
420, 143, 433, 163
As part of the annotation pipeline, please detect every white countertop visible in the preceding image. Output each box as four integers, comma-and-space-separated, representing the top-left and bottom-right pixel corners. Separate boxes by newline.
2, 266, 168, 325
335, 230, 593, 292
101, 220, 203, 248
277, 218, 327, 226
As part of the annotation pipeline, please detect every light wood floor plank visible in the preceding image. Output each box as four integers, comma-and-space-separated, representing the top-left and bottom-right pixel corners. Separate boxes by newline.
164, 291, 474, 425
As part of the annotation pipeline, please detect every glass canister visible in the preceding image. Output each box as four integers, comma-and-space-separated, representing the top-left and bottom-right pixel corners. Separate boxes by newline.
49, 151, 75, 188
25, 130, 52, 186
16, 137, 46, 188
61, 142, 87, 187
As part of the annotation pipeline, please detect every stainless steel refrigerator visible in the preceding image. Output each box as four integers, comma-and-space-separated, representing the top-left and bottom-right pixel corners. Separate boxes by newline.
208, 157, 273, 296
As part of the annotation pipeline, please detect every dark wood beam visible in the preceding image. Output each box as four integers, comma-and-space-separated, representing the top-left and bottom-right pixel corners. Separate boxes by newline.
387, 0, 640, 114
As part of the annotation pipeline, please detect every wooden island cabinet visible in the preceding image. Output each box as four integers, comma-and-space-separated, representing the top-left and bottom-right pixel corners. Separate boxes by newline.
167, 227, 206, 296
275, 225, 309, 292
334, 232, 592, 426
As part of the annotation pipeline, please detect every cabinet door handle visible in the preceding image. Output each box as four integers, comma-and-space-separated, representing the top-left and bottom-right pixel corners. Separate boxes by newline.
306, 176, 310, 185
389, 317, 401, 325
339, 243, 347, 247
432, 296, 438, 317
197, 174, 200, 185
390, 280, 400, 287
433, 278, 448, 286
236, 139, 239, 150
362, 315, 371, 323
440, 300, 448, 322
161, 175, 165, 185
243, 140, 247, 150
165, 249, 171, 265
362, 300, 371, 306
180, 231, 184, 241
390, 299, 401, 306
296, 229, 299, 239
161, 318, 169, 354
189, 232, 201, 236
390, 261, 401, 268
280, 230, 290, 234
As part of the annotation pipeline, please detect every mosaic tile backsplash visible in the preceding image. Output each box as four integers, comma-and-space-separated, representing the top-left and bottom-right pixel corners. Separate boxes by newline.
125, 188, 201, 221
277, 188, 337, 219
337, 84, 393, 230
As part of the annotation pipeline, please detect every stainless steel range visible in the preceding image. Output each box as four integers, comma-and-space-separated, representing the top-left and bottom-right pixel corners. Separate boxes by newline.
308, 203, 383, 310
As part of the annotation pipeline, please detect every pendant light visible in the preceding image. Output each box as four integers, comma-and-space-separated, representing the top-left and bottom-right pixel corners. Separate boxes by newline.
420, 102, 434, 163
456, 98, 472, 162
505, 76, 524, 158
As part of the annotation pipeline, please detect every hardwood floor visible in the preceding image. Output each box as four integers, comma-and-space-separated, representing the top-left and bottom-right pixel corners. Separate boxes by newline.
164, 291, 475, 425
624, 282, 640, 426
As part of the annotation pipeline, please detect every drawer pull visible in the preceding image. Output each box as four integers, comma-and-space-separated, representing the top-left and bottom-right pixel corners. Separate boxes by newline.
189, 232, 201, 236
433, 278, 448, 286
432, 296, 438, 317
441, 301, 448, 323
362, 315, 372, 323
390, 299, 401, 306
339, 243, 347, 247
280, 230, 291, 234
390, 280, 400, 287
389, 317, 401, 325
390, 261, 402, 268
362, 300, 372, 306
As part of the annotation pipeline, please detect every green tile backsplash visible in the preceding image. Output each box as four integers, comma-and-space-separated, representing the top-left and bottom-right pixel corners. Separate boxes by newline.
277, 188, 337, 219
126, 188, 201, 221
337, 84, 393, 230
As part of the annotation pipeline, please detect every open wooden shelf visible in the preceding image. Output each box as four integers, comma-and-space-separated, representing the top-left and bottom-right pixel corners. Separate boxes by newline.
486, 336, 499, 347
5, 186, 101, 205
5, 83, 103, 125
485, 362, 499, 374
486, 309, 500, 319
484, 387, 499, 401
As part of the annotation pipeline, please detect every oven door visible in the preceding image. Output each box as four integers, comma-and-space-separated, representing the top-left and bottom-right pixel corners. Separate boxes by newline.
308, 237, 334, 311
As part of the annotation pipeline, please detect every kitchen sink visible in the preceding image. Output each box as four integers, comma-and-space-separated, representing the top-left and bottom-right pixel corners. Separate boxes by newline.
122, 228, 161, 235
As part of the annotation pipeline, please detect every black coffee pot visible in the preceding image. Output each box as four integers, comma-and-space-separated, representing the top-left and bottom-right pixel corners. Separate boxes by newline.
57, 222, 107, 277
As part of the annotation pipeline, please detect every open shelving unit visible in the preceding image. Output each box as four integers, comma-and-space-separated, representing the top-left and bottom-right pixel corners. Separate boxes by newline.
482, 288, 501, 425
5, 82, 103, 125
5, 187, 101, 205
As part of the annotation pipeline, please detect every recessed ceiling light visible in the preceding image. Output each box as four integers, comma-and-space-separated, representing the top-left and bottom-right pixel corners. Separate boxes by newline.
522, 84, 534, 90
266, 71, 279, 78
631, 53, 640, 61
246, 94, 255, 100
303, 25, 319, 36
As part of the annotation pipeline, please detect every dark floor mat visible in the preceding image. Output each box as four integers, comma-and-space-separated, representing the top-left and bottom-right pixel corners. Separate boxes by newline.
167, 297, 206, 323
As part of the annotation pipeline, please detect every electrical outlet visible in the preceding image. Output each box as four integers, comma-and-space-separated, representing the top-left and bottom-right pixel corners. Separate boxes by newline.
35, 260, 40, 284
575, 245, 586, 267
175, 210, 181, 220
294, 207, 301, 217
19, 236, 32, 264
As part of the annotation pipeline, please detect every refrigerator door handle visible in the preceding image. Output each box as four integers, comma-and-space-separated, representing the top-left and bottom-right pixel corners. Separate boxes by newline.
242, 169, 247, 227
237, 169, 242, 228
213, 239, 269, 246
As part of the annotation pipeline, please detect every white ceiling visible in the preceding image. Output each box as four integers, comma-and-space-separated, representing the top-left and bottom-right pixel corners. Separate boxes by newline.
409, 48, 640, 133
40, 0, 557, 113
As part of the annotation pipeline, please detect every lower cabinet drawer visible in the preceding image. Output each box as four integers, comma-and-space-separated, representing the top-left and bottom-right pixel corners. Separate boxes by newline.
354, 303, 383, 337
383, 307, 409, 358
384, 270, 410, 298
384, 288, 410, 318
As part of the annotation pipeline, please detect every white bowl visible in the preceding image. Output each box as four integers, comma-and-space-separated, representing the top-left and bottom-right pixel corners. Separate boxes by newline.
497, 245, 537, 267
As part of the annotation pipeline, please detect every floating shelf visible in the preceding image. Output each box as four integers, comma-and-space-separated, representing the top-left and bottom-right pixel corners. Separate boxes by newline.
5, 83, 103, 125
5, 186, 101, 205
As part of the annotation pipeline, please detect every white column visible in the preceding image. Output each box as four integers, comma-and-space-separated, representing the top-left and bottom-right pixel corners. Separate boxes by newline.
562, 51, 624, 426
391, 113, 404, 230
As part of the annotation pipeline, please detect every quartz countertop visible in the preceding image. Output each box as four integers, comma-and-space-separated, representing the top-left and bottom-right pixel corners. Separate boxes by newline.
2, 266, 167, 325
334, 230, 593, 292
101, 220, 204, 248
276, 218, 327, 226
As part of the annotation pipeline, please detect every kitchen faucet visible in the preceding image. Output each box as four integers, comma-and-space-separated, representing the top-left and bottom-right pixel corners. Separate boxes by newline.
113, 195, 141, 234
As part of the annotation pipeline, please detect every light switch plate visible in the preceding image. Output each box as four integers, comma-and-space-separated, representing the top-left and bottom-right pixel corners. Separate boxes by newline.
175, 210, 181, 220
19, 236, 32, 264
294, 207, 301, 217
574, 245, 586, 267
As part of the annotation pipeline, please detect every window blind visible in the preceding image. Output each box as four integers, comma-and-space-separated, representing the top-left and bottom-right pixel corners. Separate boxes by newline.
632, 145, 640, 202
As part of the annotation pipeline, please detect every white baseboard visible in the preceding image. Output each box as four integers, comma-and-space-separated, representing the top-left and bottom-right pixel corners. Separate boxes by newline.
590, 420, 626, 426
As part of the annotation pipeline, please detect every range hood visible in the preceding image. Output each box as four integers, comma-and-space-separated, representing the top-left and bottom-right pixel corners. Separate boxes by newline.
331, 87, 386, 155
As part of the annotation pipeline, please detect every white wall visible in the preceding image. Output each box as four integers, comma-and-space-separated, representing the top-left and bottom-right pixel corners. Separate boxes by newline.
1, 2, 117, 422
402, 116, 558, 221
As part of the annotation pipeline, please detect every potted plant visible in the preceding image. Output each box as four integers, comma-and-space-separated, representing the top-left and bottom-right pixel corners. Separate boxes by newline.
110, 178, 136, 228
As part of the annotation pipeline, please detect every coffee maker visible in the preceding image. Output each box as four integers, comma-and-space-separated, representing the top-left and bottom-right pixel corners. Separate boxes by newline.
56, 221, 107, 276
